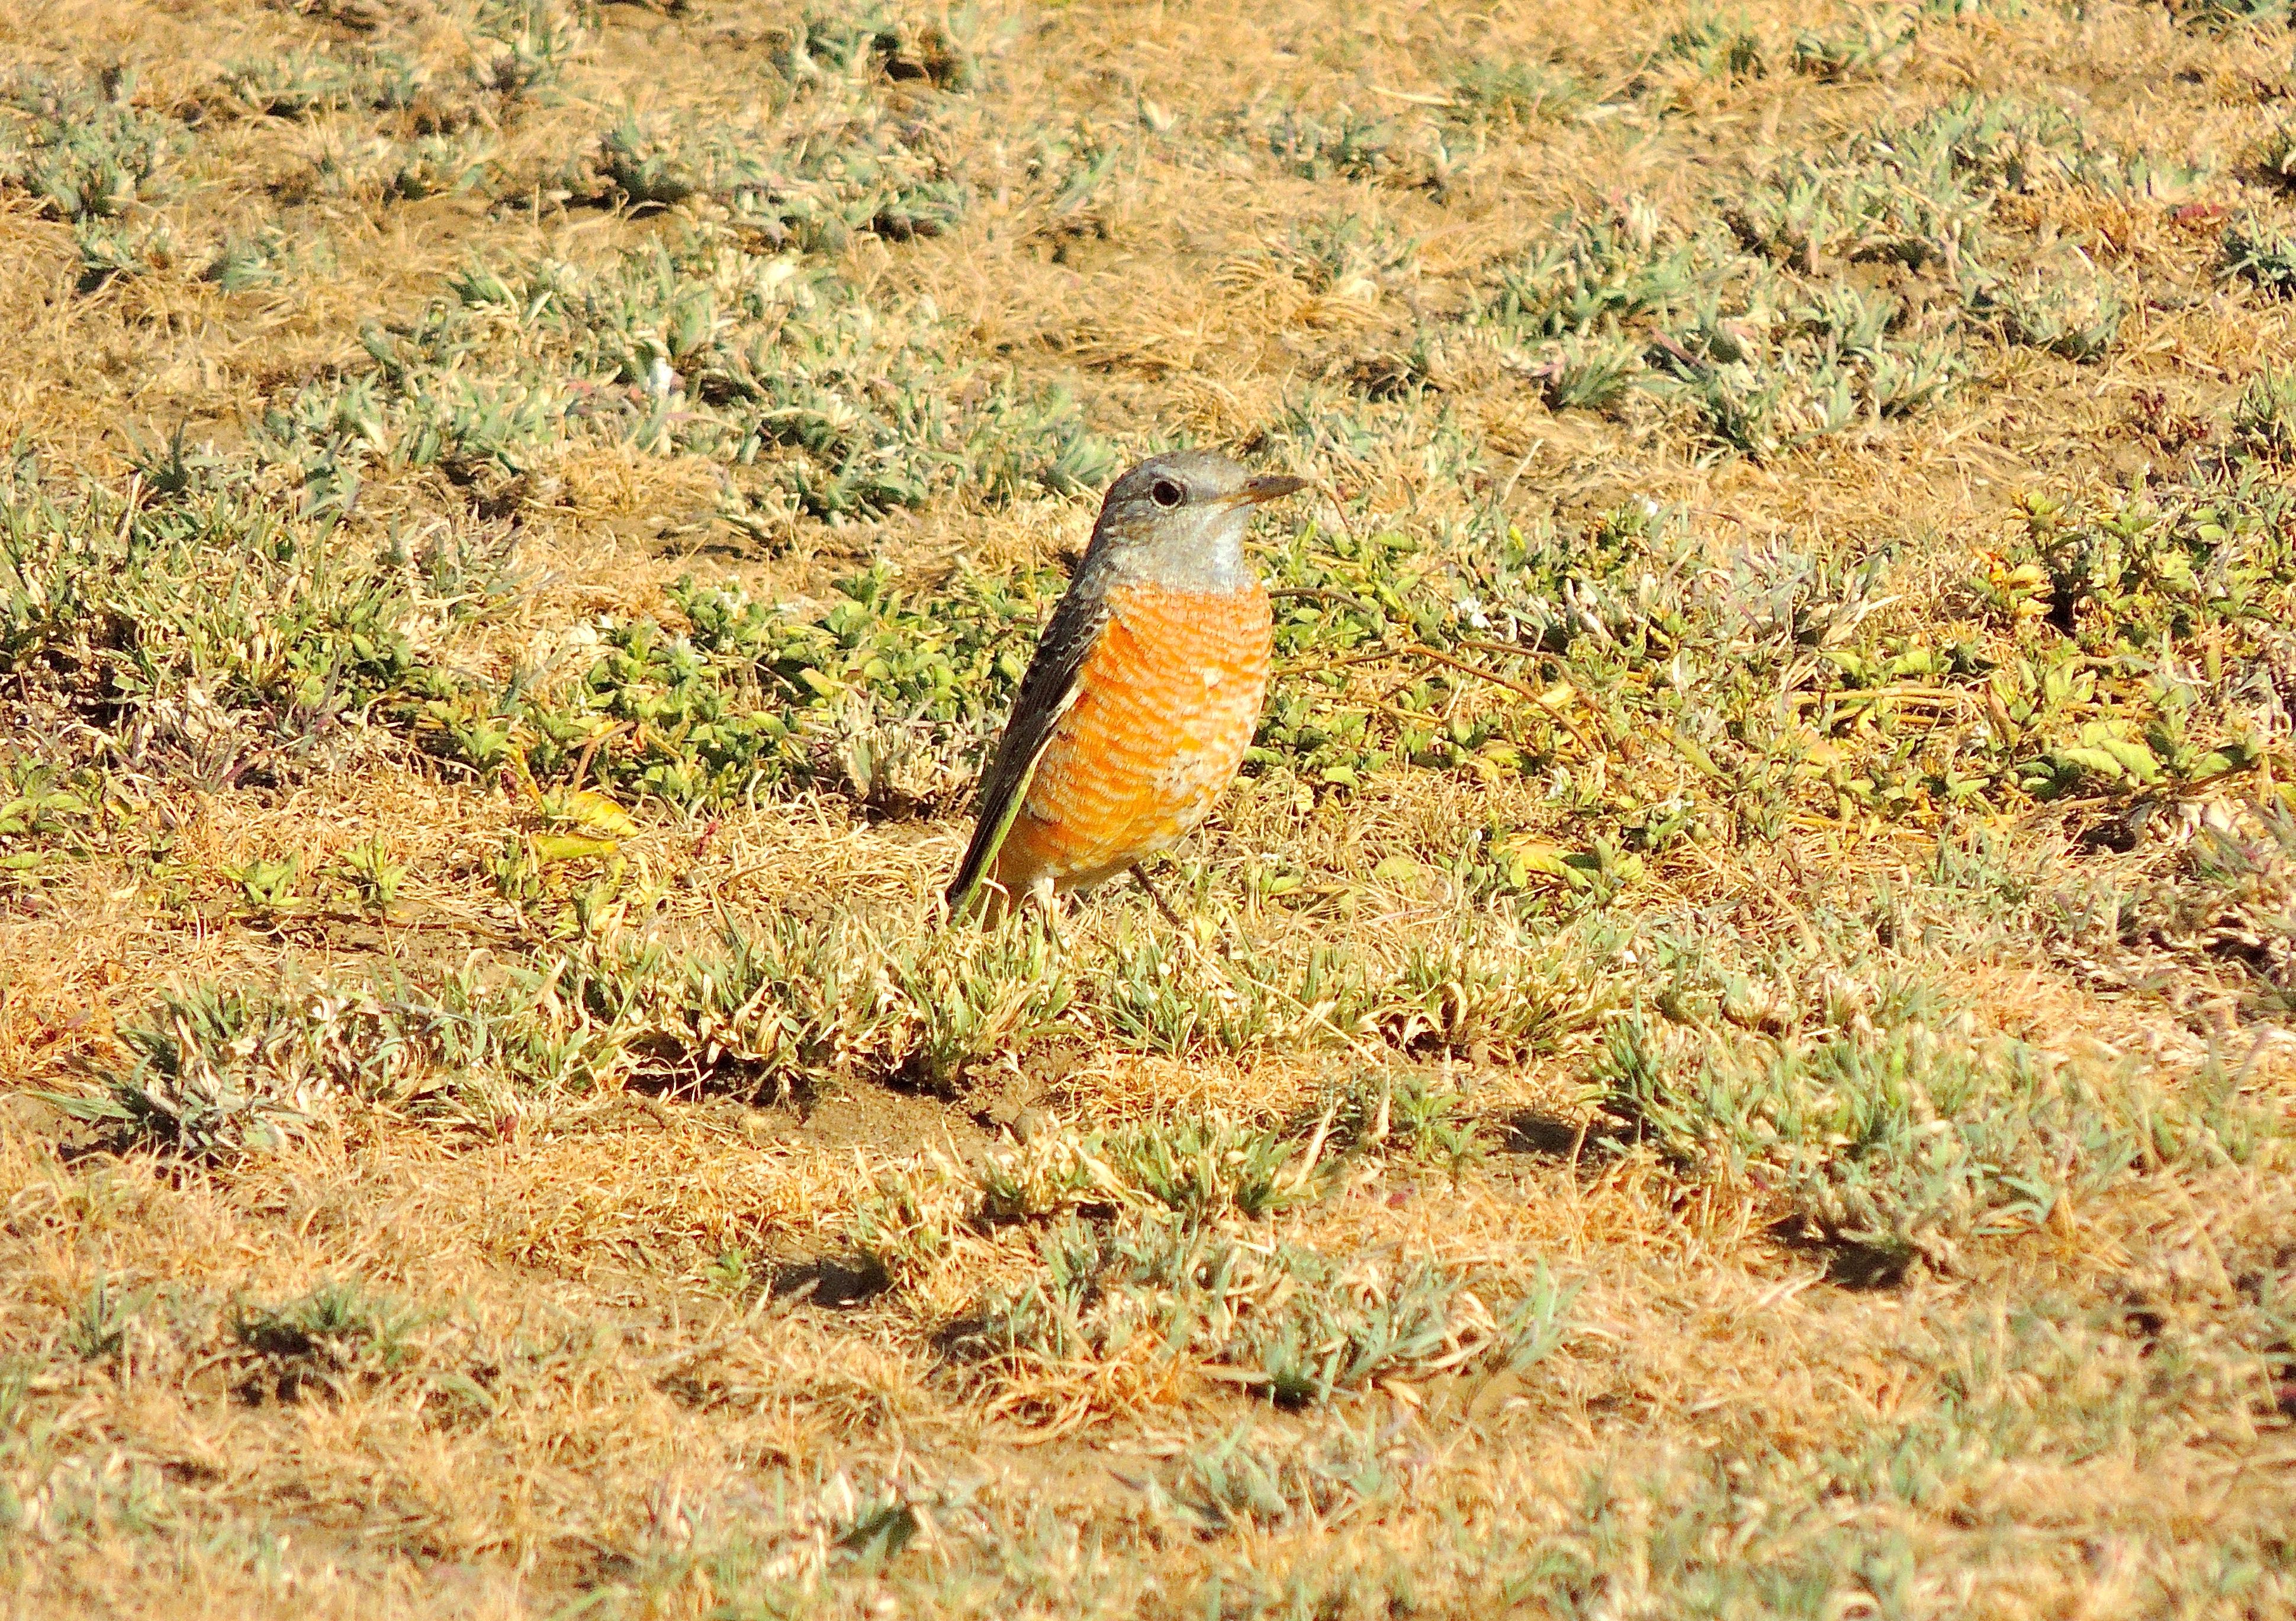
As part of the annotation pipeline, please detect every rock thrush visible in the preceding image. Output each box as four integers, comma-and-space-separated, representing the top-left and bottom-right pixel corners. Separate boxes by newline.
946, 449, 1305, 918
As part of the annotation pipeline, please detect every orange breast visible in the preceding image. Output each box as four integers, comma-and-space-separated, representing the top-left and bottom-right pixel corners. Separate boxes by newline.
993, 579, 1272, 895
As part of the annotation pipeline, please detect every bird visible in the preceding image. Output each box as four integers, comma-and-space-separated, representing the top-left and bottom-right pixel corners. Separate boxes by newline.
946, 449, 1306, 922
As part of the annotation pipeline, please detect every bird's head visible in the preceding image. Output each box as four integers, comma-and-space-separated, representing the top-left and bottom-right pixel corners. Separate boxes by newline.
1085, 449, 1305, 591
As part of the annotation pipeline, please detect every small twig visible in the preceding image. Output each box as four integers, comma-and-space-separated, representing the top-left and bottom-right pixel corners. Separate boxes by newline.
1283, 641, 1602, 753
1646, 330, 1709, 378
1495, 440, 1545, 510
1367, 83, 1457, 107
1401, 645, 1545, 706
1315, 480, 1361, 555
570, 721, 629, 790
1289, 1098, 1340, 1192
1197, 1365, 1276, 1388
1405, 644, 1603, 754
1268, 586, 1379, 615
1281, 647, 1423, 680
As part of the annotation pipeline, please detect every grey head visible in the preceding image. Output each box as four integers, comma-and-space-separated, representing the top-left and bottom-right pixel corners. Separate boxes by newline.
1081, 449, 1307, 594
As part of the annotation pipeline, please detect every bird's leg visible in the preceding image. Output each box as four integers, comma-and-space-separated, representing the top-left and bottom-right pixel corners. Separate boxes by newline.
1026, 874, 1063, 954
1129, 862, 1189, 931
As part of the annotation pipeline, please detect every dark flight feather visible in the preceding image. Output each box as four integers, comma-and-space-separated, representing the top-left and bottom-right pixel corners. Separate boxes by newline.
944, 575, 1114, 914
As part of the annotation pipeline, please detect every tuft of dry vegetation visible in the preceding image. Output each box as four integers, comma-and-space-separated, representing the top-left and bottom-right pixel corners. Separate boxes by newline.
2, 0, 2294, 1614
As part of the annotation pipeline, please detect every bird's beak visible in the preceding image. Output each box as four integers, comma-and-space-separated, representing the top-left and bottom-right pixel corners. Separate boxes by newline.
1230, 474, 1308, 507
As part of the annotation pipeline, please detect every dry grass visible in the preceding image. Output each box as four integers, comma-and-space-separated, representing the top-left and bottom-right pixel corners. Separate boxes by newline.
4, 0, 2295, 1614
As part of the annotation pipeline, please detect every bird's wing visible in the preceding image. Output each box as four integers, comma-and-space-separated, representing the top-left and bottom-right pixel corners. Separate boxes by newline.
944, 578, 1114, 914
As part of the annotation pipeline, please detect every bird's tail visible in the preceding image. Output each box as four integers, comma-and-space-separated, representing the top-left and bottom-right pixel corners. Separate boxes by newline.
943, 764, 1040, 921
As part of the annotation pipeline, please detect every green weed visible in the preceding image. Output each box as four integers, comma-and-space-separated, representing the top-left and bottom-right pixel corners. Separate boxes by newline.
0, 756, 96, 883
0, 69, 175, 225
2226, 217, 2296, 296
1790, 11, 1915, 81
1262, 107, 1396, 182
213, 48, 426, 118
1449, 60, 1584, 125
229, 1281, 426, 1405
1658, 16, 1767, 82
64, 1278, 149, 1362
48, 987, 317, 1160
1179, 1423, 1398, 1532
1595, 1011, 2257, 1282
1977, 264, 2127, 362
954, 1214, 1568, 1411
232, 1279, 415, 1369
334, 837, 407, 915
1308, 1068, 1485, 1172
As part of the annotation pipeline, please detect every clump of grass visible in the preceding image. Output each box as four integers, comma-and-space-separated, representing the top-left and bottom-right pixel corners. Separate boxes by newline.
1305, 1068, 1484, 1172
2169, 0, 2291, 30
1176, 1424, 1400, 1532
467, 0, 593, 100
1593, 1010, 2260, 1282
2255, 120, 2296, 190
224, 1280, 495, 1421
64, 1278, 150, 1362
1379, 923, 1615, 1059
0, 67, 186, 291
2225, 217, 2296, 297
384, 132, 496, 200
0, 755, 96, 887
1540, 330, 1644, 411
2234, 366, 2296, 459
2123, 800, 2296, 1020
205, 224, 337, 292
1261, 105, 1396, 182
953, 1214, 1571, 1414
1658, 15, 1767, 82
70, 217, 178, 292
0, 469, 503, 780
212, 47, 426, 118
1725, 95, 2142, 274
1489, 215, 1696, 342
953, 1113, 1324, 1229
1102, 1118, 1313, 1219
773, 1, 977, 91
1789, 11, 1916, 81
1448, 60, 1584, 126
1975, 263, 2127, 362
47, 987, 320, 1160
1087, 930, 1306, 1057
0, 67, 176, 224
273, 230, 1115, 522
231, 1280, 416, 1392
575, 112, 963, 247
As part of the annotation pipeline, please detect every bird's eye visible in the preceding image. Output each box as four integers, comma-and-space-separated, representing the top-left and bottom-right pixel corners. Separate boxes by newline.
1149, 478, 1184, 509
